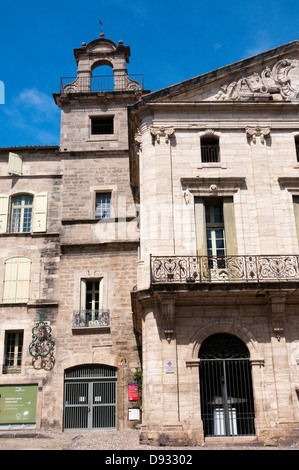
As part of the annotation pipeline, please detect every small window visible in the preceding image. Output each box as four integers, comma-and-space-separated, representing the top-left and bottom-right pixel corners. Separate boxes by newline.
96, 193, 111, 219
3, 331, 24, 374
11, 195, 33, 233
201, 137, 220, 163
295, 136, 299, 162
91, 117, 114, 135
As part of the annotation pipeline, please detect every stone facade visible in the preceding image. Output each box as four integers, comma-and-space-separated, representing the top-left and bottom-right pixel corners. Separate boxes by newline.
1, 33, 299, 445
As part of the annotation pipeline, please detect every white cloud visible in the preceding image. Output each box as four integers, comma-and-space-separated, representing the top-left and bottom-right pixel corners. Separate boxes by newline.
1, 87, 60, 145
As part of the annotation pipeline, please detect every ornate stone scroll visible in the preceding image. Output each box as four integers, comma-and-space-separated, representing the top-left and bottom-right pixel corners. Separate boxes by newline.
214, 59, 299, 102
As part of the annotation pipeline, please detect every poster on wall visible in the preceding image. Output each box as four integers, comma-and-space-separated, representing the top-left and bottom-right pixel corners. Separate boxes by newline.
128, 383, 139, 401
0, 385, 38, 426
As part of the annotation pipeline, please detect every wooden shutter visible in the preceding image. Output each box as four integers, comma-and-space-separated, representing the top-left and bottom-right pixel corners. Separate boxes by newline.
3, 257, 31, 303
194, 197, 207, 256
80, 279, 87, 310
0, 194, 9, 234
3, 258, 19, 302
33, 192, 48, 232
223, 197, 238, 256
16, 257, 31, 302
8, 152, 22, 175
99, 278, 104, 310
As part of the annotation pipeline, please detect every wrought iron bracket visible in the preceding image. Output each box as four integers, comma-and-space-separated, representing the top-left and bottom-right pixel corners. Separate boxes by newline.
29, 311, 55, 370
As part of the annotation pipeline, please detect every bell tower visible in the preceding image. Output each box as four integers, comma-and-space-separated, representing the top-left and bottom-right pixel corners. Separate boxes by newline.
53, 33, 146, 152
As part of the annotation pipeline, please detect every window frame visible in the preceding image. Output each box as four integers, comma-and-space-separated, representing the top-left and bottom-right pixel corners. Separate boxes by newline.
3, 330, 24, 374
200, 136, 220, 163
95, 192, 111, 219
90, 116, 114, 136
10, 194, 34, 233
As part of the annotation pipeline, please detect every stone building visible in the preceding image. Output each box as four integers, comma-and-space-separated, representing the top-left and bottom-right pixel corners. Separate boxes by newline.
1, 32, 299, 446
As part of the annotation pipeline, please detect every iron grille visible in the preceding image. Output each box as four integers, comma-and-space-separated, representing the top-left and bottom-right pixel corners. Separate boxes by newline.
73, 310, 110, 328
199, 334, 255, 437
64, 365, 117, 430
151, 254, 299, 283
201, 145, 219, 162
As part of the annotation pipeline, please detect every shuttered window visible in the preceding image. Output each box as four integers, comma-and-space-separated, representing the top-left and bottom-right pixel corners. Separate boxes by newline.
3, 257, 31, 303
0, 192, 48, 234
195, 197, 237, 257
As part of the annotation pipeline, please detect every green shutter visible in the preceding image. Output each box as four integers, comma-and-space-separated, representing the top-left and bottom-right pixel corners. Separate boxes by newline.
0, 194, 9, 234
33, 192, 48, 232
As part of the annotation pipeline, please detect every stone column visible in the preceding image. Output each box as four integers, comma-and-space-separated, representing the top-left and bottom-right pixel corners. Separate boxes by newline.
158, 294, 185, 445
269, 294, 294, 423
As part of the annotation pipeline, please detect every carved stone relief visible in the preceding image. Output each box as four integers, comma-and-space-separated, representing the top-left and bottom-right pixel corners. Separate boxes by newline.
214, 59, 299, 102
246, 126, 271, 143
150, 126, 175, 144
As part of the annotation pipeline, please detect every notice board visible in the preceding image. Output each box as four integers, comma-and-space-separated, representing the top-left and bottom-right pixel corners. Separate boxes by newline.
0, 385, 38, 425
128, 383, 139, 401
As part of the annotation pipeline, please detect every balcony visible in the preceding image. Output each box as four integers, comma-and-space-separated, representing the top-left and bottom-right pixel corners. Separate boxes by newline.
73, 309, 110, 329
60, 75, 144, 93
150, 255, 299, 284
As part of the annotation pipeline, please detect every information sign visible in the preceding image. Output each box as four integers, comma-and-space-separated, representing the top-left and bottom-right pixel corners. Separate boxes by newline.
0, 385, 38, 425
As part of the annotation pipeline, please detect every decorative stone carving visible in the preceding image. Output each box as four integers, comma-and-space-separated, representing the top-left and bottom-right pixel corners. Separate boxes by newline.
158, 295, 176, 342
246, 126, 271, 143
150, 126, 175, 144
215, 59, 299, 102
269, 295, 285, 341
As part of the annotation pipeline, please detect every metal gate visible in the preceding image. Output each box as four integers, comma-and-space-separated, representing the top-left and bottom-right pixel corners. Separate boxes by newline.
63, 364, 117, 430
199, 334, 255, 437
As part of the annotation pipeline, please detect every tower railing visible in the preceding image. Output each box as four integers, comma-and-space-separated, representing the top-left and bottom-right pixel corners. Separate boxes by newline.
60, 75, 144, 93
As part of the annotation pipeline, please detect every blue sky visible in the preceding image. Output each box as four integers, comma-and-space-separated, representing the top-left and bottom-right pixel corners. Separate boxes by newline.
0, 0, 298, 148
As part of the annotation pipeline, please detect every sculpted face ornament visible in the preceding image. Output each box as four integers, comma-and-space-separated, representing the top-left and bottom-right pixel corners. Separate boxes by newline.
215, 59, 299, 102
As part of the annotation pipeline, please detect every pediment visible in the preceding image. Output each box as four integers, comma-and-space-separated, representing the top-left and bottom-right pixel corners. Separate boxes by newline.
145, 41, 299, 103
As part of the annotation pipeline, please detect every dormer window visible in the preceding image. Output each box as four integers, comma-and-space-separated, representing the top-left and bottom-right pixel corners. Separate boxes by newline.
201, 136, 220, 163
91, 117, 114, 135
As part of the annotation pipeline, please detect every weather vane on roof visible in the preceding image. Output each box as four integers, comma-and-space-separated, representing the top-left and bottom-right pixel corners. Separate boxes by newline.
99, 20, 103, 34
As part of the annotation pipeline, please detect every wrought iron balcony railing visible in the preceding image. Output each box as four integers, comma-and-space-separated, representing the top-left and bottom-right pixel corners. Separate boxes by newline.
73, 309, 110, 328
60, 75, 144, 93
150, 255, 299, 284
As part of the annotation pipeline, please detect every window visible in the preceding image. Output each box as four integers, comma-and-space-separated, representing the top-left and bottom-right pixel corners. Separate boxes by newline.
0, 192, 48, 234
205, 201, 226, 269
295, 136, 299, 162
78, 278, 106, 326
3, 257, 31, 303
201, 136, 220, 163
11, 195, 33, 232
3, 331, 23, 374
91, 117, 114, 135
96, 193, 111, 219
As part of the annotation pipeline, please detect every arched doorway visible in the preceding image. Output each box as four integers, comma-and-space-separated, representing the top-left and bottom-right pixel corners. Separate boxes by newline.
63, 364, 117, 430
199, 333, 255, 437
